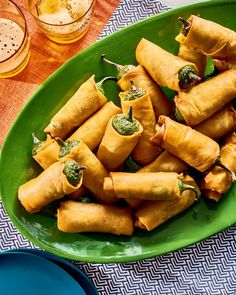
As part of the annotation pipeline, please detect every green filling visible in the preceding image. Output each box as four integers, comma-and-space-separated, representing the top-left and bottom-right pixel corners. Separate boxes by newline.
63, 160, 84, 186
58, 140, 79, 158
112, 113, 139, 136
117, 65, 136, 80
178, 65, 199, 89
124, 85, 146, 101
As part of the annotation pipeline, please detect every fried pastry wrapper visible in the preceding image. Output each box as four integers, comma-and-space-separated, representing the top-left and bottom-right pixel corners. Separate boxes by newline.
18, 161, 83, 213
201, 133, 236, 202
176, 15, 236, 64
174, 69, 236, 126
134, 175, 198, 231
178, 44, 207, 78
119, 90, 162, 165
68, 101, 121, 151
33, 134, 85, 200
137, 150, 188, 174
44, 75, 107, 139
33, 135, 60, 170
213, 59, 236, 72
61, 140, 117, 204
125, 150, 188, 209
151, 116, 220, 172
135, 38, 198, 91
66, 185, 86, 200
57, 200, 133, 235
117, 65, 172, 118
194, 103, 236, 139
104, 172, 184, 201
97, 116, 143, 171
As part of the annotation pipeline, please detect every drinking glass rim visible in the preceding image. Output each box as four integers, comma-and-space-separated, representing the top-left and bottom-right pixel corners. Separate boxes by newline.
0, 0, 29, 64
27, 0, 96, 27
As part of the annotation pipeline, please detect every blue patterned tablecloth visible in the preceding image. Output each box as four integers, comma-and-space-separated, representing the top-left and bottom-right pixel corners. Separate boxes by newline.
1, 1, 236, 294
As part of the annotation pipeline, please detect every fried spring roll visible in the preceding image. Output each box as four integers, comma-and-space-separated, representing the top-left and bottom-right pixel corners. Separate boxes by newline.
137, 151, 188, 174
134, 175, 198, 231
101, 55, 172, 118
174, 69, 236, 126
201, 133, 236, 202
176, 15, 236, 64
18, 160, 84, 213
119, 84, 162, 164
97, 108, 143, 171
68, 101, 121, 151
104, 172, 199, 201
194, 103, 236, 139
32, 134, 60, 169
136, 38, 200, 91
118, 65, 172, 117
151, 116, 220, 172
125, 151, 188, 209
59, 140, 117, 204
44, 75, 107, 139
57, 201, 133, 236
178, 44, 207, 78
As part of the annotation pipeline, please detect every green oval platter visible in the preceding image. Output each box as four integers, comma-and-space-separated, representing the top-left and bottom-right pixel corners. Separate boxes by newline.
0, 0, 235, 263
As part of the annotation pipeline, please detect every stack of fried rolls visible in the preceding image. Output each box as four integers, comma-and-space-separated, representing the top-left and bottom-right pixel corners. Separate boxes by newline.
117, 64, 173, 118
201, 133, 236, 202
175, 15, 236, 63
119, 86, 162, 164
174, 69, 236, 126
136, 38, 199, 91
18, 15, 236, 236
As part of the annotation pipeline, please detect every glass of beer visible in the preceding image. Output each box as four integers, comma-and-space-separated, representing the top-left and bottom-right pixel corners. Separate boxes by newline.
0, 0, 30, 78
25, 0, 96, 44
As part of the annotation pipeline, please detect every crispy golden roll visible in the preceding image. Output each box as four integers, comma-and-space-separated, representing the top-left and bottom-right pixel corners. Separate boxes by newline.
97, 116, 143, 171
33, 135, 60, 169
119, 89, 161, 165
176, 15, 236, 64
194, 103, 236, 139
117, 65, 172, 117
104, 172, 191, 201
135, 38, 198, 91
201, 133, 236, 202
178, 44, 207, 78
57, 201, 133, 235
44, 75, 107, 139
174, 69, 236, 126
68, 101, 121, 151
18, 160, 83, 213
125, 151, 188, 209
62, 140, 117, 204
137, 151, 188, 173
134, 175, 198, 231
151, 116, 220, 172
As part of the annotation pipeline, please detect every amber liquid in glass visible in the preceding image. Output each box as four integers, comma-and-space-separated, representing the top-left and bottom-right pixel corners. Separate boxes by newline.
29, 0, 94, 44
0, 18, 30, 78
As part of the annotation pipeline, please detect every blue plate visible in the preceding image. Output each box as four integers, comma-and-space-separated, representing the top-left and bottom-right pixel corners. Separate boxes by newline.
5, 249, 98, 295
0, 251, 86, 295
